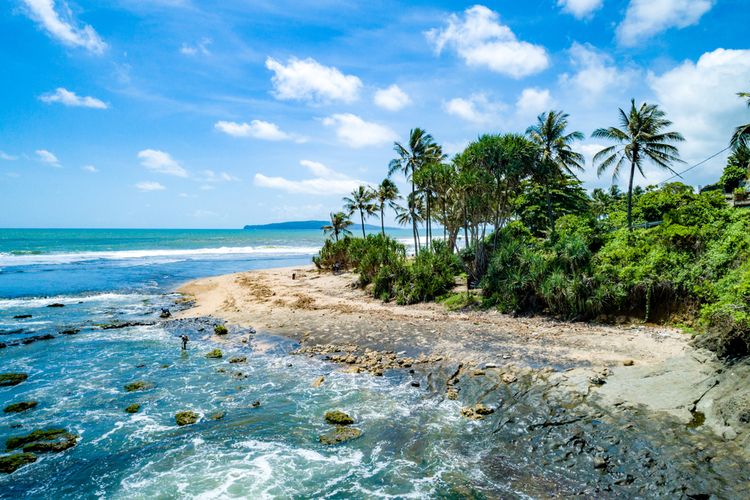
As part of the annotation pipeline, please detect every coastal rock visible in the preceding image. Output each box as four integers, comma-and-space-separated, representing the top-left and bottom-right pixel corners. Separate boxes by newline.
175, 411, 199, 426
47, 303, 65, 308
125, 403, 140, 414
124, 380, 154, 392
214, 325, 228, 336
0, 452, 37, 474
502, 373, 517, 384
319, 426, 362, 445
60, 329, 79, 335
20, 334, 55, 345
160, 308, 171, 319
6, 429, 78, 453
325, 410, 354, 425
12, 315, 32, 319
252, 401, 261, 408
447, 388, 459, 400
623, 359, 635, 366
206, 349, 223, 359
0, 373, 28, 387
209, 411, 225, 420
311, 376, 325, 387
4, 401, 38, 414
461, 404, 495, 420
228, 356, 247, 364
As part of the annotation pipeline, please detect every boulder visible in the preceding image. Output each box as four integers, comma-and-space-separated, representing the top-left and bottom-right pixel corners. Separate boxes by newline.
228, 356, 247, 364
6, 429, 78, 453
159, 308, 171, 319
123, 380, 154, 392
205, 349, 223, 359
175, 411, 199, 426
623, 359, 635, 367
0, 452, 37, 474
47, 303, 65, 308
4, 401, 38, 414
214, 325, 228, 336
252, 401, 261, 408
125, 403, 140, 414
0, 373, 28, 387
319, 427, 362, 445
324, 410, 354, 425
311, 376, 325, 388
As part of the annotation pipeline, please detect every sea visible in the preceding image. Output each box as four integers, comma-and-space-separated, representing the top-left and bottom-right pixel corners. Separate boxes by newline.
0, 228, 517, 498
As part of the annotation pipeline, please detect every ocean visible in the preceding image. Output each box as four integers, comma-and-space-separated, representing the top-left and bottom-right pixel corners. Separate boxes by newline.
0, 228, 509, 498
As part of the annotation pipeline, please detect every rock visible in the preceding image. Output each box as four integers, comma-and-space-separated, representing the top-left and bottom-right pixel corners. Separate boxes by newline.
99, 321, 154, 330
311, 376, 325, 388
593, 455, 609, 469
6, 429, 78, 453
623, 359, 635, 366
251, 401, 261, 408
214, 325, 228, 335
472, 370, 486, 377
0, 452, 37, 473
47, 303, 65, 308
4, 401, 38, 414
123, 380, 154, 392
319, 426, 362, 445
20, 334, 55, 345
248, 328, 257, 334
161, 364, 170, 369
411, 381, 421, 387
0, 343, 5, 349
325, 410, 354, 425
175, 411, 199, 426
447, 388, 459, 400
125, 403, 140, 414
60, 329, 79, 335
205, 349, 223, 359
12, 315, 32, 319
228, 356, 247, 364
209, 411, 225, 420
136, 364, 146, 368
159, 308, 171, 319
0, 373, 28, 387
461, 403, 495, 420
501, 373, 517, 384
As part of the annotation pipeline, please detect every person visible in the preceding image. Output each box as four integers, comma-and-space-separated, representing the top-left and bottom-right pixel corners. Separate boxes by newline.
180, 334, 189, 350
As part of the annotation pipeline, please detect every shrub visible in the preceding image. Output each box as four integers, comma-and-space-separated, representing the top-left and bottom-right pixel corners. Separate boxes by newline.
313, 237, 354, 270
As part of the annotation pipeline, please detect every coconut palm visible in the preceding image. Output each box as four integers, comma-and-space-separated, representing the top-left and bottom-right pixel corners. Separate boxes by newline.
592, 100, 684, 231
375, 178, 400, 236
395, 192, 425, 251
526, 110, 585, 237
732, 90, 750, 149
343, 185, 378, 238
322, 211, 353, 242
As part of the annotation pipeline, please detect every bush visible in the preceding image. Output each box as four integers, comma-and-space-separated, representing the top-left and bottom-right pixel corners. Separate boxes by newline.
313, 237, 355, 270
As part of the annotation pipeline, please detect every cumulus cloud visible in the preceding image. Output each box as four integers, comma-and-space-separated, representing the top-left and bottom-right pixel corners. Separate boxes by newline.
0, 151, 18, 161
374, 85, 411, 111
557, 0, 603, 19
137, 149, 188, 177
135, 181, 166, 191
322, 113, 397, 148
559, 43, 635, 104
617, 0, 714, 46
214, 120, 304, 142
81, 165, 98, 173
265, 57, 362, 103
36, 149, 60, 166
516, 88, 553, 118
21, 0, 107, 54
647, 48, 750, 173
425, 5, 549, 78
444, 94, 505, 125
39, 87, 108, 109
254, 159, 364, 195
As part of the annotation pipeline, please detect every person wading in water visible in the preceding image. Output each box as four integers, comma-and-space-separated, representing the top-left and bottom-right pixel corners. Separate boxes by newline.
180, 334, 189, 350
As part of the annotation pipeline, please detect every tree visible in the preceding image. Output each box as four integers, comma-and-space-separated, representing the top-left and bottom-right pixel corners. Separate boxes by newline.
592, 100, 685, 231
395, 192, 424, 251
526, 110, 585, 238
375, 178, 400, 236
343, 185, 378, 238
322, 212, 353, 242
731, 89, 750, 149
389, 128, 444, 254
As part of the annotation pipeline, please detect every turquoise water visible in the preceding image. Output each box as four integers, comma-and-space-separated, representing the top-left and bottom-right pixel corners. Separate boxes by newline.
0, 229, 508, 498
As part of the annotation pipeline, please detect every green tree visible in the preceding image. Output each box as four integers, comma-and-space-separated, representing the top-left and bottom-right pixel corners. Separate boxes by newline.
592, 100, 685, 231
343, 185, 378, 238
526, 110, 585, 238
395, 192, 424, 251
322, 212, 353, 242
731, 89, 750, 149
375, 178, 400, 236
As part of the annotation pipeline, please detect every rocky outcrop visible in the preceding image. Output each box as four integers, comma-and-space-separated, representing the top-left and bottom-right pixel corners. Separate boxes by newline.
324, 410, 354, 425
460, 403, 495, 420
228, 356, 246, 364
125, 404, 140, 414
6, 429, 78, 453
0, 373, 28, 387
214, 325, 228, 335
3, 401, 38, 414
311, 376, 325, 387
46, 303, 65, 308
175, 411, 199, 426
0, 452, 37, 473
205, 349, 223, 359
123, 380, 154, 392
319, 426, 362, 445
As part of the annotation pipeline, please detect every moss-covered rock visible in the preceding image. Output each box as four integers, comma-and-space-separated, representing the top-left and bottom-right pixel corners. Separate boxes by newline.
123, 380, 154, 392
125, 403, 141, 414
3, 401, 38, 414
6, 429, 78, 453
324, 410, 354, 425
205, 349, 223, 359
319, 426, 362, 445
0, 373, 28, 387
228, 356, 247, 364
214, 325, 228, 335
175, 411, 199, 426
0, 452, 37, 473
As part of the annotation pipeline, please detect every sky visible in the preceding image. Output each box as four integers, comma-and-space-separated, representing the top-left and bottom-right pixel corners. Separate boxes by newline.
0, 0, 749, 228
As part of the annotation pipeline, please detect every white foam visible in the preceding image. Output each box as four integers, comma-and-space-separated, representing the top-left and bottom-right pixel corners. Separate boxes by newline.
0, 292, 154, 309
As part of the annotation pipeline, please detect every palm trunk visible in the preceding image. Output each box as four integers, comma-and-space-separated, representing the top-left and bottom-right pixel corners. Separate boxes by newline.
334, 229, 339, 242
360, 210, 366, 238
380, 205, 385, 236
426, 192, 431, 251
410, 180, 418, 255
627, 159, 636, 232
545, 184, 555, 240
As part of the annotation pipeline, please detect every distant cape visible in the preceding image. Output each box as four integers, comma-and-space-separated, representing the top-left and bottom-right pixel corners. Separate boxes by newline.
243, 220, 395, 231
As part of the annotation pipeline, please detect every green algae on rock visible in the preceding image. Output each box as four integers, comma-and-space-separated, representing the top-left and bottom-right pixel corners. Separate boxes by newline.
175, 411, 199, 426
319, 426, 362, 445
3, 401, 38, 413
214, 325, 228, 335
205, 349, 223, 359
124, 380, 154, 392
125, 403, 141, 414
6, 429, 78, 453
0, 452, 37, 474
0, 373, 28, 387
324, 410, 354, 425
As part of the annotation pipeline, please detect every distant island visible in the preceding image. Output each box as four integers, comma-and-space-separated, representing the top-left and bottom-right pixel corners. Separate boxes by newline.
243, 220, 393, 231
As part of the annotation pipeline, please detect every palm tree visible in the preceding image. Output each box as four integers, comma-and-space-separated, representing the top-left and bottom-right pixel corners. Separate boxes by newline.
526, 110, 584, 238
732, 89, 750, 149
389, 128, 444, 254
395, 192, 424, 252
592, 100, 684, 231
343, 185, 378, 238
322, 211, 353, 242
375, 178, 400, 236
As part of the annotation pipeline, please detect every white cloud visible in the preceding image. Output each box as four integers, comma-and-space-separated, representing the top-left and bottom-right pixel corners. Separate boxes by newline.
137, 149, 188, 177
444, 94, 505, 125
81, 164, 98, 173
516, 88, 552, 118
265, 57, 362, 103
200, 169, 239, 183
374, 85, 411, 111
617, 0, 714, 46
21, 0, 107, 54
647, 48, 750, 176
426, 5, 549, 78
254, 159, 364, 195
39, 87, 108, 109
36, 149, 60, 166
135, 181, 166, 191
559, 43, 635, 104
322, 113, 397, 148
214, 120, 304, 142
180, 37, 211, 56
0, 151, 18, 161
557, 0, 603, 19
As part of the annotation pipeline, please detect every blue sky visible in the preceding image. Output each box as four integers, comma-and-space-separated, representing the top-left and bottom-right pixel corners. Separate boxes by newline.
1, 0, 748, 228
